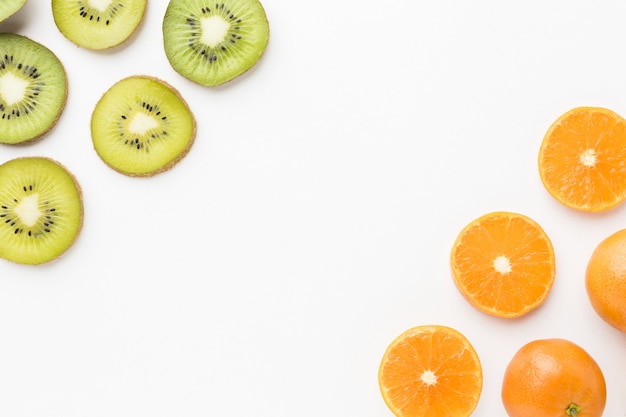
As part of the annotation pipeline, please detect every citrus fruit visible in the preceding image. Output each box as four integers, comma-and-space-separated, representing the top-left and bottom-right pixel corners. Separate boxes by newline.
538, 106, 626, 212
501, 338, 606, 417
450, 211, 556, 318
378, 325, 483, 417
585, 228, 626, 333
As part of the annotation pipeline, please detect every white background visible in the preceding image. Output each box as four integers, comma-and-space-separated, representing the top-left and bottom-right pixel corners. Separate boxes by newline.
1, 1, 626, 416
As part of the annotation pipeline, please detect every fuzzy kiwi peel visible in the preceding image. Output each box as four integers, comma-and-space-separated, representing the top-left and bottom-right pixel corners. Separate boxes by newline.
52, 0, 148, 50
0, 33, 68, 145
91, 75, 197, 177
163, 0, 270, 87
0, 0, 27, 23
0, 157, 83, 265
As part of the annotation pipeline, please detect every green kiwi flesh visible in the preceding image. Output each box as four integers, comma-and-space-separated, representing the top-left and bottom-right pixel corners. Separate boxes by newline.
0, 0, 27, 23
0, 33, 68, 145
52, 0, 147, 50
0, 157, 83, 265
91, 75, 196, 177
163, 0, 269, 87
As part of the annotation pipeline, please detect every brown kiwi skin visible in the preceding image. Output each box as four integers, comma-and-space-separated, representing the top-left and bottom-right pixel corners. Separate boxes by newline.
0, 36, 69, 146
3, 156, 84, 265
92, 75, 197, 177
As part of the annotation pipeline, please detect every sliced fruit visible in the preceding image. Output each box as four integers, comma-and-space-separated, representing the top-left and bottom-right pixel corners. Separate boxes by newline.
379, 325, 483, 417
0, 33, 67, 144
52, 0, 147, 50
538, 106, 626, 212
0, 0, 27, 23
90, 75, 196, 177
450, 211, 556, 318
0, 157, 83, 265
162, 0, 270, 86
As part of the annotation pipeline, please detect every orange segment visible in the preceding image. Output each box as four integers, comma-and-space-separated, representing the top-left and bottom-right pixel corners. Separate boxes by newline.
378, 325, 483, 417
538, 106, 626, 212
450, 211, 556, 318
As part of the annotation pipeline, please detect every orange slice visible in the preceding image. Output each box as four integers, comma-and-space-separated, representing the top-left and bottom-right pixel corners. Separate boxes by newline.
378, 325, 483, 417
538, 106, 626, 212
450, 211, 556, 318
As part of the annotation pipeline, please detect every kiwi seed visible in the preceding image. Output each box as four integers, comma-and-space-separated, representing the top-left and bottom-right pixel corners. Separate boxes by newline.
163, 0, 270, 87
0, 0, 27, 23
91, 75, 197, 177
0, 157, 83, 265
0, 33, 68, 145
52, 0, 148, 50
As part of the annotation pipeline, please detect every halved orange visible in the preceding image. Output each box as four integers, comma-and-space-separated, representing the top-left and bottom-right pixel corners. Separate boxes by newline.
378, 325, 483, 417
450, 211, 556, 318
538, 106, 626, 212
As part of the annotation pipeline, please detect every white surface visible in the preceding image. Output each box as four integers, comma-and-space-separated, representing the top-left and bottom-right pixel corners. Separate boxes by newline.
1, 1, 626, 416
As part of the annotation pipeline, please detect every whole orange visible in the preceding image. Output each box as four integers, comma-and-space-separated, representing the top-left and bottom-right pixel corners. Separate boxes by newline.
501, 338, 606, 417
585, 228, 626, 333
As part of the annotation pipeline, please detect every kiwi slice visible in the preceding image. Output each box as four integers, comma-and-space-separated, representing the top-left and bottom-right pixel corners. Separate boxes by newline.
162, 0, 270, 87
52, 0, 147, 50
0, 0, 27, 23
91, 75, 196, 176
0, 157, 83, 265
0, 33, 68, 145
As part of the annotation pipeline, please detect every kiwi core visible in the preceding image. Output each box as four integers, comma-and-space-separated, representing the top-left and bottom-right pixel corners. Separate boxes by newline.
200, 16, 230, 47
0, 72, 28, 106
129, 113, 159, 135
88, 0, 113, 13
14, 194, 41, 227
